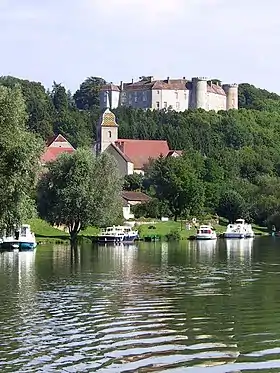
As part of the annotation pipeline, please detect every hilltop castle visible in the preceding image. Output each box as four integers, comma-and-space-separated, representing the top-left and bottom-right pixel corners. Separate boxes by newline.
100, 76, 238, 112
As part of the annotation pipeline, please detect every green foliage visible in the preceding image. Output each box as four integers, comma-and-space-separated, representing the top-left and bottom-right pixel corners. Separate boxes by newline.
0, 85, 44, 230
37, 149, 122, 242
132, 199, 170, 219
217, 190, 247, 223
2, 74, 280, 229
123, 173, 144, 191
147, 155, 205, 220
73, 77, 106, 110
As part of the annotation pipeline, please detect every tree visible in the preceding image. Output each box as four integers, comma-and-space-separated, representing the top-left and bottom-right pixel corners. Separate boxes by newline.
73, 77, 106, 110
217, 190, 247, 223
0, 85, 44, 230
148, 156, 205, 221
0, 76, 54, 139
37, 149, 123, 244
123, 173, 144, 191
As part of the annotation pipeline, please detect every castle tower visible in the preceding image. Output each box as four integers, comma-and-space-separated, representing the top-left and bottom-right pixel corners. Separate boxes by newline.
222, 83, 238, 110
96, 92, 118, 154
192, 77, 208, 110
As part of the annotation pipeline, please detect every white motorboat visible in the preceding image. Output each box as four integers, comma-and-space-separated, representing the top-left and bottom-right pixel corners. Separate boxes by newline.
224, 219, 254, 239
1, 224, 37, 251
195, 225, 217, 240
97, 225, 138, 243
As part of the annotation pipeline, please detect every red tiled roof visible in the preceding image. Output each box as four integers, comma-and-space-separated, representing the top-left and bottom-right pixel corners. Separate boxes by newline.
115, 139, 170, 169
122, 191, 151, 202
41, 147, 75, 164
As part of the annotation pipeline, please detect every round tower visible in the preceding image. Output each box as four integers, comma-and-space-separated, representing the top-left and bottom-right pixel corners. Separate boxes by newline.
192, 77, 208, 110
222, 83, 238, 110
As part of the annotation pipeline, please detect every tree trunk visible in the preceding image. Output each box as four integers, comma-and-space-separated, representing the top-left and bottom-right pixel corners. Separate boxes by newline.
69, 220, 81, 248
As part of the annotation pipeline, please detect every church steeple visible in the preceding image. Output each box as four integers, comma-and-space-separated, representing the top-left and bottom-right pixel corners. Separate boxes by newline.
96, 98, 118, 154
105, 90, 110, 109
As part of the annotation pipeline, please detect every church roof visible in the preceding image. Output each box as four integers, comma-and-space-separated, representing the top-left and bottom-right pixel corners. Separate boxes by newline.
114, 139, 170, 169
100, 108, 118, 127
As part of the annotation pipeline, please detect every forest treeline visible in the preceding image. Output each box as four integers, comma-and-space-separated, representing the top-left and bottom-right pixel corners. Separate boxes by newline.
2, 75, 280, 228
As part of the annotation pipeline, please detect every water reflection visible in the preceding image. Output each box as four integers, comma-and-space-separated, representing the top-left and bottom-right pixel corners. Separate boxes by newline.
226, 238, 253, 263
1, 239, 280, 372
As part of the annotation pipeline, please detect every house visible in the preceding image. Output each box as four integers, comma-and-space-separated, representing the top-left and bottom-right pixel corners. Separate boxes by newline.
122, 191, 151, 206
41, 134, 75, 165
167, 150, 183, 158
95, 103, 181, 176
100, 76, 238, 112
121, 191, 151, 220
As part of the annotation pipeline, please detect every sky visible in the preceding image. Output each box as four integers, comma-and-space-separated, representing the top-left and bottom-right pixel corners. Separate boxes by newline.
0, 0, 279, 93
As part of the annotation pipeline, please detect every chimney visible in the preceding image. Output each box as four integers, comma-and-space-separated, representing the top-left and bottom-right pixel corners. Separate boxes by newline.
131, 78, 134, 84
183, 76, 186, 79
167, 76, 170, 83
120, 80, 124, 90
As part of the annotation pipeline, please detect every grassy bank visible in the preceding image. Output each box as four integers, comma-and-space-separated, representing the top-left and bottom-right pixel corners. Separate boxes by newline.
28, 218, 100, 243
137, 219, 269, 241
29, 218, 269, 244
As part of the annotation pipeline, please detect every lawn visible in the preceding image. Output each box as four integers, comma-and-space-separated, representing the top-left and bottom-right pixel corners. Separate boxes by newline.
28, 217, 269, 243
137, 219, 268, 240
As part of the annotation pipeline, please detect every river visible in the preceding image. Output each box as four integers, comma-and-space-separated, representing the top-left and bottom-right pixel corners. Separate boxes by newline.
0, 238, 280, 372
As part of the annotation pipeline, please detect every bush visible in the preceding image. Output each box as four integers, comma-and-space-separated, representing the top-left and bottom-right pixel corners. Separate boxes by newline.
165, 229, 181, 241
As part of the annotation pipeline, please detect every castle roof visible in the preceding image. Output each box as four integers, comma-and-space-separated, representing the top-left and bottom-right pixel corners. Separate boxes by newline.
101, 77, 226, 95
100, 83, 120, 92
114, 139, 170, 169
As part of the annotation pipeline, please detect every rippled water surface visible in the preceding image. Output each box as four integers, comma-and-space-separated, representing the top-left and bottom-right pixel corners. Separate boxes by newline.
1, 238, 280, 372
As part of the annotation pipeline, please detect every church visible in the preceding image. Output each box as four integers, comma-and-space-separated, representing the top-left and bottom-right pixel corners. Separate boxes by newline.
94, 105, 182, 176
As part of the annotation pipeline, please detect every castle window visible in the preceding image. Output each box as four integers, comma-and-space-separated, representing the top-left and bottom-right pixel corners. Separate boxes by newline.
108, 130, 112, 138
156, 101, 160, 109
176, 102, 180, 110
134, 92, 138, 102
175, 92, 178, 100
184, 93, 187, 100
163, 102, 167, 108
142, 92, 147, 101
157, 90, 160, 94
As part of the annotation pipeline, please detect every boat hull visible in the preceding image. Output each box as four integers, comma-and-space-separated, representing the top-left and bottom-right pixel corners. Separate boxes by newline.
1, 241, 36, 251
97, 235, 138, 244
196, 235, 217, 240
224, 233, 245, 239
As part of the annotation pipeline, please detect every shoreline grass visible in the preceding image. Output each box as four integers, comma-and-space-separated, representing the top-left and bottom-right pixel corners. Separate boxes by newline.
29, 218, 269, 244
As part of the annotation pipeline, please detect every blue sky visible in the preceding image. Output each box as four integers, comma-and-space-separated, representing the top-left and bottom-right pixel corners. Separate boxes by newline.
0, 0, 279, 93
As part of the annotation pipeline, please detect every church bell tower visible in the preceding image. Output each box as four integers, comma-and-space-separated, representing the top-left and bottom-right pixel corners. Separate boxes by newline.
96, 91, 118, 154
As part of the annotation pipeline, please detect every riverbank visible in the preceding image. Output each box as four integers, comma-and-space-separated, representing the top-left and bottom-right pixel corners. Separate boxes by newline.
29, 218, 269, 243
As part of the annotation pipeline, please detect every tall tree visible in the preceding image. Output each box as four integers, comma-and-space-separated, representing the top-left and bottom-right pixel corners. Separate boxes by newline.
148, 156, 205, 221
0, 85, 43, 230
0, 76, 54, 139
73, 77, 106, 110
37, 149, 122, 243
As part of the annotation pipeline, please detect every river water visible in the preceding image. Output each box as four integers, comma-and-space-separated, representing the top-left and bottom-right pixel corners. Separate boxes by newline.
1, 238, 280, 372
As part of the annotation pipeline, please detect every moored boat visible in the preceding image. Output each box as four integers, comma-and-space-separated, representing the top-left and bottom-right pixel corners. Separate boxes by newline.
224, 219, 254, 239
1, 224, 37, 251
195, 225, 217, 240
97, 225, 138, 244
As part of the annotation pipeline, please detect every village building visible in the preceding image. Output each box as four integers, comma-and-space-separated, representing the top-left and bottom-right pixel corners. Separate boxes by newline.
121, 191, 151, 220
94, 103, 182, 176
40, 134, 75, 166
